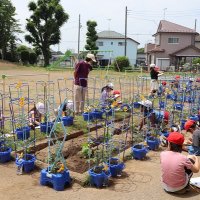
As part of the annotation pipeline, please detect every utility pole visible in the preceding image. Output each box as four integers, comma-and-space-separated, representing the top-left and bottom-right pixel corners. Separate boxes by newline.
163, 8, 167, 20
78, 14, 81, 56
124, 6, 127, 56
195, 19, 197, 31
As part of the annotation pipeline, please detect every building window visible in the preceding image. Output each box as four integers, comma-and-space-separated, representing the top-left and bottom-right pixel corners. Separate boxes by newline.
111, 42, 113, 45
97, 41, 103, 46
118, 42, 125, 46
168, 37, 179, 44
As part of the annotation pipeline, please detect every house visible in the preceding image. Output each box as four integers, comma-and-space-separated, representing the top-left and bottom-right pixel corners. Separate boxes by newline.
96, 31, 139, 66
145, 20, 200, 70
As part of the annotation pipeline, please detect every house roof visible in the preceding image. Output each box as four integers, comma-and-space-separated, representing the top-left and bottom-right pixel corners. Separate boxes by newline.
148, 45, 165, 53
154, 20, 198, 36
170, 45, 200, 57
97, 30, 140, 44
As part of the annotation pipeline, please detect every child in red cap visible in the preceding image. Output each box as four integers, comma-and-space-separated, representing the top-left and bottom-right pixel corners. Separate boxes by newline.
184, 120, 200, 155
160, 132, 200, 194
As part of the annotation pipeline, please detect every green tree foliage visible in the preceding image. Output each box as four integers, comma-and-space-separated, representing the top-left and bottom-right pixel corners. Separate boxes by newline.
29, 52, 37, 64
25, 0, 69, 67
113, 56, 130, 71
192, 57, 200, 64
85, 20, 98, 53
137, 48, 144, 53
20, 50, 30, 65
0, 0, 21, 60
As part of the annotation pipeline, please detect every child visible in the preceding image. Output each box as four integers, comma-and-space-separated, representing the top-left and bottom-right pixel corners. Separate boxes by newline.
160, 132, 200, 194
184, 119, 200, 155
99, 83, 114, 107
171, 75, 180, 89
138, 100, 169, 131
28, 102, 45, 129
54, 100, 74, 117
157, 81, 167, 96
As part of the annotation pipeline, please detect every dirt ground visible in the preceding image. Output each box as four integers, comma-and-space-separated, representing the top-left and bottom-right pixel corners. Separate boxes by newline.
1, 150, 200, 200
1, 62, 200, 200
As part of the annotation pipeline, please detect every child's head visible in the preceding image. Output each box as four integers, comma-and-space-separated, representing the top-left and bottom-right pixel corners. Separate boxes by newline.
167, 132, 184, 153
36, 102, 45, 114
138, 100, 152, 112
175, 75, 180, 80
106, 83, 114, 92
162, 81, 166, 86
184, 120, 196, 133
113, 90, 120, 99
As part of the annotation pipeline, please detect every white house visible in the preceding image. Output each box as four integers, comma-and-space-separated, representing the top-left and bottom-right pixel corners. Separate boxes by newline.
96, 31, 140, 66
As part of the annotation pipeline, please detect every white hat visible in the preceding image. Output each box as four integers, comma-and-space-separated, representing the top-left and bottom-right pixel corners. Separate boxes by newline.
150, 63, 155, 68
86, 53, 96, 62
189, 77, 194, 82
138, 100, 152, 108
106, 83, 114, 90
36, 102, 45, 114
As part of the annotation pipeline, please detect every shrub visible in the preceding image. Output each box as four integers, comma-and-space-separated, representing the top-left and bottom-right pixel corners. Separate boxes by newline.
29, 52, 37, 64
20, 50, 29, 65
113, 56, 130, 71
192, 57, 200, 64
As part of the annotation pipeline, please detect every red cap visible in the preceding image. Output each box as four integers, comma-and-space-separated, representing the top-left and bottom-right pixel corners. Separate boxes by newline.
184, 120, 195, 131
113, 90, 120, 95
162, 81, 167, 85
167, 132, 184, 145
175, 75, 180, 79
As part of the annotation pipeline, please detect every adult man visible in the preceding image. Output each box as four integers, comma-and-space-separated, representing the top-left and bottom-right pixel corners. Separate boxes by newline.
74, 53, 96, 114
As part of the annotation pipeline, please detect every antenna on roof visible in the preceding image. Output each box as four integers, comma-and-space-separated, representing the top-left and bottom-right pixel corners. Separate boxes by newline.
107, 19, 111, 31
163, 8, 167, 20
195, 19, 197, 31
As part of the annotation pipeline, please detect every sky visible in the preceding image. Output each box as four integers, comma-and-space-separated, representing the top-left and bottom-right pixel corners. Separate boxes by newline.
11, 0, 200, 53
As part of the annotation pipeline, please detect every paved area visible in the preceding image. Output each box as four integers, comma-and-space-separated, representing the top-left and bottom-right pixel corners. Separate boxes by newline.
0, 150, 200, 200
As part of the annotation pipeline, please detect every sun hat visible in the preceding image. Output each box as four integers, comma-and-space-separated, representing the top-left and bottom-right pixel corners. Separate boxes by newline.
138, 100, 152, 108
162, 81, 167, 86
175, 75, 180, 79
86, 53, 96, 62
36, 102, 45, 114
106, 83, 114, 90
150, 63, 155, 68
113, 90, 120, 98
167, 132, 184, 145
184, 120, 196, 131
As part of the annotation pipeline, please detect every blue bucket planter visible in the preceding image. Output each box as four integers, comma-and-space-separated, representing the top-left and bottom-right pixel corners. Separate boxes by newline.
91, 110, 103, 119
108, 157, 125, 177
173, 104, 183, 111
40, 122, 54, 133
185, 97, 194, 103
0, 147, 12, 163
15, 126, 31, 140
40, 168, 71, 191
181, 119, 187, 130
62, 116, 74, 126
133, 102, 140, 108
16, 154, 36, 173
147, 137, 160, 150
159, 101, 166, 109
131, 144, 148, 160
189, 115, 199, 122
82, 112, 93, 121
88, 166, 111, 188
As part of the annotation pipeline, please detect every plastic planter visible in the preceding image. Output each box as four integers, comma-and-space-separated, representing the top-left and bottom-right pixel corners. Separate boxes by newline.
62, 116, 74, 126
108, 157, 125, 177
131, 144, 148, 160
16, 154, 36, 173
189, 115, 199, 122
91, 110, 103, 120
40, 122, 54, 133
88, 166, 111, 188
0, 147, 12, 163
15, 126, 31, 140
82, 112, 93, 121
159, 101, 166, 109
147, 137, 160, 150
173, 104, 183, 111
40, 168, 71, 191
133, 102, 140, 108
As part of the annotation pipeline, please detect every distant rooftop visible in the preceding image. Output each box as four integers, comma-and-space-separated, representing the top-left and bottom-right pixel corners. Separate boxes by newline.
98, 30, 140, 44
154, 20, 198, 35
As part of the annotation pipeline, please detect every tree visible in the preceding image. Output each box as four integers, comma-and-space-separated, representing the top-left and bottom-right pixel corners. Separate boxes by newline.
137, 48, 144, 53
113, 56, 130, 72
29, 52, 37, 64
85, 21, 98, 53
25, 0, 69, 67
0, 0, 21, 60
